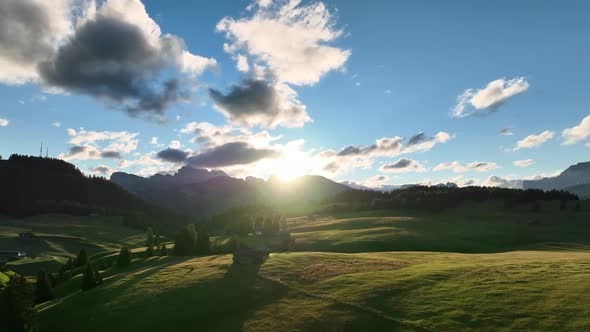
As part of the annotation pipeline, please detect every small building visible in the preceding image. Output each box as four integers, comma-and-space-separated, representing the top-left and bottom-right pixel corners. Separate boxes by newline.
233, 243, 270, 265
18, 231, 35, 239
0, 251, 27, 261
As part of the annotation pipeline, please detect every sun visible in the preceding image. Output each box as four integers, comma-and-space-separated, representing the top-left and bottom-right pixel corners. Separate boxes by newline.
273, 142, 309, 181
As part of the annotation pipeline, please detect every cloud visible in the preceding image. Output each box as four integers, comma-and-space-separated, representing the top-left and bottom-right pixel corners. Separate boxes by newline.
379, 158, 426, 173
209, 80, 311, 128
236, 54, 250, 72
1, 0, 216, 118
91, 165, 115, 176
0, 0, 72, 84
403, 132, 453, 153
51, 121, 61, 128
180, 121, 281, 148
156, 148, 189, 164
499, 128, 513, 136
186, 142, 280, 168
562, 115, 590, 145
513, 130, 554, 151
481, 175, 523, 189
317, 131, 453, 176
451, 77, 529, 118
150, 137, 158, 145
59, 127, 139, 160
0, 118, 8, 127
169, 140, 182, 149
433, 161, 498, 173
217, 0, 350, 86
514, 159, 534, 167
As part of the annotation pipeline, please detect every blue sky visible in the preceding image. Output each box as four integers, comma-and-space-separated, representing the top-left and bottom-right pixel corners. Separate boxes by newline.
0, 0, 589, 188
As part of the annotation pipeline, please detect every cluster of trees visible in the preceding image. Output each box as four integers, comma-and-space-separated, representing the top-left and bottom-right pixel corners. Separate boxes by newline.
209, 204, 288, 236
327, 186, 579, 212
0, 274, 37, 332
173, 224, 211, 256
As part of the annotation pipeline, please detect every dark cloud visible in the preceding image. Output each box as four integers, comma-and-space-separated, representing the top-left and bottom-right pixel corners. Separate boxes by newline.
100, 151, 122, 159
382, 158, 413, 170
406, 133, 426, 146
186, 142, 278, 168
471, 162, 490, 169
0, 0, 54, 66
336, 146, 363, 156
499, 128, 513, 136
92, 165, 112, 175
209, 80, 309, 127
39, 15, 189, 117
157, 148, 189, 163
379, 158, 425, 173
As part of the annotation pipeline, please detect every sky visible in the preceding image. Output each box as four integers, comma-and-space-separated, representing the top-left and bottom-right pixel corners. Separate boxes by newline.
0, 0, 589, 188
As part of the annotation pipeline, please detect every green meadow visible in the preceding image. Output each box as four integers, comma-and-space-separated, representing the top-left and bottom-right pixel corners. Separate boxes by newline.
10, 201, 586, 331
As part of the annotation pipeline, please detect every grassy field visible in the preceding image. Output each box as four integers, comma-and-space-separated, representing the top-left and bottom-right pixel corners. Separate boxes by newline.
37, 250, 590, 331
3, 201, 590, 330
290, 201, 590, 253
0, 214, 145, 275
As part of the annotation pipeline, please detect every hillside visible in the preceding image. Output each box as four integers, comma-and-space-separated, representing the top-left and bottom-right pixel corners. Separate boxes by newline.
0, 155, 151, 217
38, 250, 590, 331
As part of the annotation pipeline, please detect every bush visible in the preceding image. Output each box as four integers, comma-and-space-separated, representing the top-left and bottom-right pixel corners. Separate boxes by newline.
116, 247, 132, 267
159, 243, 168, 256
34, 269, 54, 304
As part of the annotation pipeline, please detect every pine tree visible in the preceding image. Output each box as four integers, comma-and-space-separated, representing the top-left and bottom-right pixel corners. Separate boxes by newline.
34, 269, 54, 304
174, 224, 197, 255
116, 247, 131, 267
81, 263, 100, 291
146, 245, 154, 257
196, 227, 211, 255
160, 243, 168, 256
146, 226, 154, 247
74, 248, 88, 268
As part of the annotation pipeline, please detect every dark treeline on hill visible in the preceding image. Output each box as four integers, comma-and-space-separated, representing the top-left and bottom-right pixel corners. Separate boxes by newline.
327, 186, 579, 212
0, 155, 188, 232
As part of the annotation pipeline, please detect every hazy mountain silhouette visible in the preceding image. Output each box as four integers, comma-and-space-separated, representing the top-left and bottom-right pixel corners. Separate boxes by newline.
524, 162, 590, 198
111, 167, 350, 216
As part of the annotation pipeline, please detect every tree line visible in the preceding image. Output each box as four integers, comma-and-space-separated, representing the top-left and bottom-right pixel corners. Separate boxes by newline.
326, 185, 579, 212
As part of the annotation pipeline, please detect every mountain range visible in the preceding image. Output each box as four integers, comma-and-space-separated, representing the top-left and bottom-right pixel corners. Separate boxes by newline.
524, 161, 590, 199
111, 166, 350, 216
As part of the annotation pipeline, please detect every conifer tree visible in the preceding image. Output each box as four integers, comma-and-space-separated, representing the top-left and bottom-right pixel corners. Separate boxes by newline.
74, 248, 88, 268
197, 227, 211, 254
116, 247, 131, 267
146, 244, 154, 257
146, 226, 154, 247
81, 263, 101, 291
34, 269, 54, 304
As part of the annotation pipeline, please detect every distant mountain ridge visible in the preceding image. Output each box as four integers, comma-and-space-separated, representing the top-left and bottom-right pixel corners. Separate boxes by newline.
111, 166, 350, 216
524, 161, 590, 198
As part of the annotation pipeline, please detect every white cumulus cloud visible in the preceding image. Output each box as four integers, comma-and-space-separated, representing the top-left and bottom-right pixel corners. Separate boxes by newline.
513, 130, 554, 151
451, 77, 529, 118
